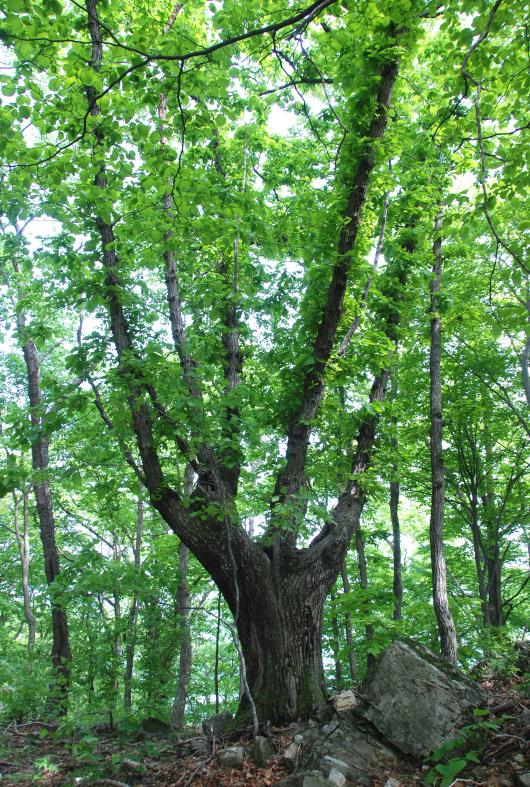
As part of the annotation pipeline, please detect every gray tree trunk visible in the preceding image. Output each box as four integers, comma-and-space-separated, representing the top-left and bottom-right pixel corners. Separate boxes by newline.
171, 540, 192, 726
329, 588, 344, 691
13, 491, 37, 652
17, 311, 71, 712
429, 210, 457, 665
124, 496, 143, 710
340, 560, 357, 682
355, 526, 375, 676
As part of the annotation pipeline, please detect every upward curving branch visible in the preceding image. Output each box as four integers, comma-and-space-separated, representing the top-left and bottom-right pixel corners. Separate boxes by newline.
270, 46, 401, 539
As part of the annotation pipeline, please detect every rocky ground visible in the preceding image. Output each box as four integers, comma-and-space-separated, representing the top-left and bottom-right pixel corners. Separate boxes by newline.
0, 642, 528, 786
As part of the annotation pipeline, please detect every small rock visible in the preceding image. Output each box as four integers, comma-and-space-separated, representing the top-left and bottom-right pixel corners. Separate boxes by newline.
202, 711, 233, 736
516, 773, 530, 787
384, 779, 403, 787
328, 768, 347, 786
251, 735, 274, 767
283, 739, 302, 771
218, 745, 245, 769
331, 690, 357, 714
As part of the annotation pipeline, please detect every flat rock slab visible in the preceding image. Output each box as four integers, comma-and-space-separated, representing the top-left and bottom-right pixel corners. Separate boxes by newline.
360, 639, 486, 758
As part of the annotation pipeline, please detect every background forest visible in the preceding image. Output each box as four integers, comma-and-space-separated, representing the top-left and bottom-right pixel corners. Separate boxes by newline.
0, 0, 528, 740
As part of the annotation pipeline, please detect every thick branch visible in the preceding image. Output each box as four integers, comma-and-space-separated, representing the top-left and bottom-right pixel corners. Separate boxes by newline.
270, 50, 401, 535
338, 188, 390, 356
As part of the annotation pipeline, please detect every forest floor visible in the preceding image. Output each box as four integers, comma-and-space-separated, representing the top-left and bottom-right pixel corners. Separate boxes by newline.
0, 675, 528, 787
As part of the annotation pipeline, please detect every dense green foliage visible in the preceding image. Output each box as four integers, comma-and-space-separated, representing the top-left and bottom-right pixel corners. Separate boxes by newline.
0, 0, 528, 726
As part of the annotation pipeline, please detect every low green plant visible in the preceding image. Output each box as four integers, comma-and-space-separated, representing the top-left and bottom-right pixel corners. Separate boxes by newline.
423, 709, 504, 787
32, 756, 60, 781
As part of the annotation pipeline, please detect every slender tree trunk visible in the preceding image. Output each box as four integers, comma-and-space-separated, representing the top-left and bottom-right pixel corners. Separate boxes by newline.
13, 491, 37, 652
429, 210, 457, 665
329, 588, 343, 691
521, 295, 530, 406
17, 317, 71, 711
486, 550, 504, 626
389, 476, 403, 621
214, 591, 221, 713
171, 466, 194, 725
124, 497, 143, 710
482, 422, 505, 627
112, 532, 122, 701
469, 494, 489, 625
171, 541, 192, 725
85, 612, 96, 703
340, 560, 357, 682
389, 403, 403, 623
355, 526, 375, 675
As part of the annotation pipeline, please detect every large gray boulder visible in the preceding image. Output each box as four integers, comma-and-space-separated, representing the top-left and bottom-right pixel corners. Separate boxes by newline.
360, 639, 486, 757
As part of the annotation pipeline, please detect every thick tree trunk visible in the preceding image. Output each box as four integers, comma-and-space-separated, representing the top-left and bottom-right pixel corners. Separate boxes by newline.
429, 211, 457, 665
235, 570, 331, 722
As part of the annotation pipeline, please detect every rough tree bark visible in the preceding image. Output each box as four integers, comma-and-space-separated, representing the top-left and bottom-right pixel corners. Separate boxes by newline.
83, 0, 407, 722
429, 210, 458, 665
